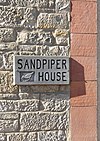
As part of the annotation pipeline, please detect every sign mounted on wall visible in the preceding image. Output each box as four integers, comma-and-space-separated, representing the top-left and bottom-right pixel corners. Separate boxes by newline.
13, 55, 69, 85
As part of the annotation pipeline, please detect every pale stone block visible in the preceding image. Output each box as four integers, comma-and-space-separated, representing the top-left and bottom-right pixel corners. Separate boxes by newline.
0, 28, 16, 42
0, 94, 18, 100
58, 46, 69, 56
0, 7, 37, 28
38, 130, 66, 141
7, 132, 37, 141
0, 134, 7, 141
0, 100, 18, 112
18, 100, 39, 112
40, 94, 69, 112
53, 29, 69, 45
42, 46, 58, 56
37, 13, 68, 29
20, 112, 69, 131
0, 113, 18, 120
0, 0, 7, 4
19, 93, 39, 100
0, 120, 18, 132
0, 72, 18, 94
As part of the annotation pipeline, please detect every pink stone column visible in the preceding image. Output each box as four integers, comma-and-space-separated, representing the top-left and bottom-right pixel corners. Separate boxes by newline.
70, 1, 97, 140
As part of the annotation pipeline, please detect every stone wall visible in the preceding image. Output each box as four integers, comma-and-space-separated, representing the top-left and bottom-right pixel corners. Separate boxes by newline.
0, 0, 70, 141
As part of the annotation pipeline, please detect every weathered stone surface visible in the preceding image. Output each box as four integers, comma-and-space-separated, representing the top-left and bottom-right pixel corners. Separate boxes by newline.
71, 1, 97, 33
40, 94, 69, 112
0, 134, 7, 141
17, 30, 54, 45
0, 0, 70, 139
0, 43, 17, 51
0, 7, 37, 28
0, 100, 39, 112
71, 81, 97, 107
70, 57, 97, 81
11, 0, 49, 8
0, 72, 18, 93
7, 132, 37, 141
26, 132, 37, 141
71, 107, 97, 141
58, 46, 69, 56
8, 133, 27, 141
1, 52, 13, 69
42, 46, 58, 56
0, 120, 18, 132
0, 100, 18, 112
19, 85, 67, 93
37, 13, 68, 29
18, 45, 69, 56
0, 94, 18, 100
18, 100, 39, 112
54, 29, 69, 45
38, 130, 66, 141
0, 113, 18, 120
0, 0, 7, 4
19, 93, 39, 100
71, 34, 96, 57
20, 112, 69, 131
0, 28, 16, 42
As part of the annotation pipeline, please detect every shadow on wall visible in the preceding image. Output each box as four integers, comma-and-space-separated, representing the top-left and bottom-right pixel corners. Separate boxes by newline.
70, 58, 86, 98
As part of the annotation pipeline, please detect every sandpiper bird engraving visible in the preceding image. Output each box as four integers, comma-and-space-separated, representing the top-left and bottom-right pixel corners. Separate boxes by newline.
21, 72, 35, 82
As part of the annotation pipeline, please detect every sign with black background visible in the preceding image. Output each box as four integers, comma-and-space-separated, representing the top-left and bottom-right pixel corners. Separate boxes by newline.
13, 56, 69, 85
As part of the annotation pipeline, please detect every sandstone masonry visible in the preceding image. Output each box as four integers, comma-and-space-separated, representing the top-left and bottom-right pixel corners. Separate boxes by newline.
0, 0, 70, 140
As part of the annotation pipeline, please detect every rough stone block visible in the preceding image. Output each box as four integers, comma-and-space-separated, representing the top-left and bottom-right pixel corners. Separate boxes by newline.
11, 0, 37, 7
0, 100, 18, 112
0, 94, 18, 100
7, 132, 37, 141
0, 113, 18, 120
19, 93, 39, 100
9, 0, 55, 8
42, 46, 58, 56
0, 120, 18, 133
0, 72, 18, 94
49, 0, 55, 8
71, 1, 97, 33
71, 34, 97, 57
54, 29, 69, 45
0, 51, 16, 70
18, 45, 69, 56
0, 134, 7, 141
40, 94, 69, 112
38, 130, 67, 141
0, 28, 16, 42
58, 46, 69, 56
18, 100, 39, 112
17, 30, 54, 45
37, 13, 68, 29
38, 0, 49, 8
0, 43, 17, 51
19, 85, 69, 93
0, 6, 37, 28
0, 0, 7, 4
20, 112, 69, 131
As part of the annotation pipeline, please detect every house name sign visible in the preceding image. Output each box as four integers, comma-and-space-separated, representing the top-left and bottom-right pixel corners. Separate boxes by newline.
13, 55, 69, 85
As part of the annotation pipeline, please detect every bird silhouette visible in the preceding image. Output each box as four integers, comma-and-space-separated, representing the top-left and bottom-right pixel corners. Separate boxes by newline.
21, 72, 35, 82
